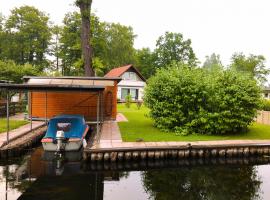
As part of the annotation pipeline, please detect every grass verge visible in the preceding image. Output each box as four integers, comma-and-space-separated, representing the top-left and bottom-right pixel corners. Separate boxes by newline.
118, 104, 270, 142
0, 119, 28, 133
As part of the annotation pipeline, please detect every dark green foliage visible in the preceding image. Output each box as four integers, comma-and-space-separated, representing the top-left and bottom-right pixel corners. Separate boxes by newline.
59, 12, 136, 75
262, 99, 270, 111
1, 6, 51, 69
134, 48, 157, 79
135, 32, 197, 79
0, 60, 39, 83
144, 63, 261, 135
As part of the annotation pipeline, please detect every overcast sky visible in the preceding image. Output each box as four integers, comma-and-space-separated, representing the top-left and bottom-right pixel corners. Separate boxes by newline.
1, 0, 270, 66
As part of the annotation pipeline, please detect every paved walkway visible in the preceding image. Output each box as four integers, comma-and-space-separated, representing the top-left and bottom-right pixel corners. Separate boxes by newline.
0, 121, 45, 148
89, 121, 270, 151
116, 113, 128, 122
9, 113, 25, 121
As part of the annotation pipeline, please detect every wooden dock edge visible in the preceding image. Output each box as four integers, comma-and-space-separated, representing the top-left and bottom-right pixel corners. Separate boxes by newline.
0, 126, 46, 159
83, 144, 270, 163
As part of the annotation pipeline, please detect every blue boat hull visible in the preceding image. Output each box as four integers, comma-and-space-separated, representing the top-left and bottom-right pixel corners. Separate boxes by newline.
41, 115, 89, 152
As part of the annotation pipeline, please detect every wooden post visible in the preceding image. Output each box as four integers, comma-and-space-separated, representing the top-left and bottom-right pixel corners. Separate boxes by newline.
6, 91, 9, 144
96, 91, 100, 142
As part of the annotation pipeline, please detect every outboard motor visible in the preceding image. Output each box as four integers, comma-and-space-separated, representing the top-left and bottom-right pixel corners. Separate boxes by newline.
56, 130, 66, 152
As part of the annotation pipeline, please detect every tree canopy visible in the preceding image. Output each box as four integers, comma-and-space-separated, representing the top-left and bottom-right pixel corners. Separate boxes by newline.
1, 6, 51, 69
134, 48, 157, 79
230, 53, 269, 84
155, 32, 197, 68
202, 53, 223, 72
59, 12, 136, 76
0, 60, 39, 83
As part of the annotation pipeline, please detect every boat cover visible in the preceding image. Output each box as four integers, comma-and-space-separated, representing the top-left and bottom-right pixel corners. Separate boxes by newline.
43, 115, 87, 140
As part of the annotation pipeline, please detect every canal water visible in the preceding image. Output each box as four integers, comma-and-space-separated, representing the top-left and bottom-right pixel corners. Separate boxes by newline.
1, 147, 270, 200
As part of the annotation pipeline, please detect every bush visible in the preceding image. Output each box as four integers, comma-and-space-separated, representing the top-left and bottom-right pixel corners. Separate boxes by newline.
125, 94, 132, 108
262, 99, 270, 111
136, 101, 143, 110
144, 63, 261, 135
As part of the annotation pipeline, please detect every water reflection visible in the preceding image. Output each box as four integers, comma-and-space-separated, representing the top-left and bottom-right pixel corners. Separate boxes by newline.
1, 148, 270, 200
142, 166, 261, 200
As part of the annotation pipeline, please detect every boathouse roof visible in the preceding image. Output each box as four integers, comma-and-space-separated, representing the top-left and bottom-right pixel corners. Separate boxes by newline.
0, 76, 122, 91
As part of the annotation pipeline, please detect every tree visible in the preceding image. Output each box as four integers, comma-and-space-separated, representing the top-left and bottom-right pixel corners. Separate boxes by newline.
100, 23, 136, 71
59, 12, 136, 75
50, 25, 62, 72
154, 32, 197, 68
135, 48, 157, 79
0, 60, 39, 83
3, 6, 51, 69
59, 12, 84, 76
75, 0, 94, 76
202, 53, 223, 72
0, 13, 4, 31
230, 53, 269, 84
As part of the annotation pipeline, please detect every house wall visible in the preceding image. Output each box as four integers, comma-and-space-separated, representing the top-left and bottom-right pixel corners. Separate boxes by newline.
263, 91, 270, 99
117, 79, 146, 101
30, 82, 118, 121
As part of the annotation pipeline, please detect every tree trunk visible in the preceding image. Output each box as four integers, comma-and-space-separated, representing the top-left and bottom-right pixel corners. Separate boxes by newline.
77, 0, 94, 76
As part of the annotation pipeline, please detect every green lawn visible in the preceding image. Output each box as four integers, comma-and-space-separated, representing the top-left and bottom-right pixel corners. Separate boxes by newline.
118, 104, 270, 142
0, 118, 28, 133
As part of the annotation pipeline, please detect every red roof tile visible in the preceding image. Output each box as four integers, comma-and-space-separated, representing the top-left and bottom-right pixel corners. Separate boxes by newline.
105, 64, 146, 81
104, 64, 133, 78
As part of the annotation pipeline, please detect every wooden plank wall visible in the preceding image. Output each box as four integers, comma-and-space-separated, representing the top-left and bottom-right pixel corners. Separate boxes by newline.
256, 111, 270, 125
30, 84, 117, 121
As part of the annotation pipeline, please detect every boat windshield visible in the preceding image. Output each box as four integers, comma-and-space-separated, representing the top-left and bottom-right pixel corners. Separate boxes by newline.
57, 123, 71, 132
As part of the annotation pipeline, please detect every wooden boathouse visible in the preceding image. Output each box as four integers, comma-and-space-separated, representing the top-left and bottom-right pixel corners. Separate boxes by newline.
23, 76, 121, 121
0, 76, 121, 145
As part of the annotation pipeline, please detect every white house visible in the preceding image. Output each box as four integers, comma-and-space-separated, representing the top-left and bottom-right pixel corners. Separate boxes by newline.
105, 64, 146, 102
263, 87, 270, 99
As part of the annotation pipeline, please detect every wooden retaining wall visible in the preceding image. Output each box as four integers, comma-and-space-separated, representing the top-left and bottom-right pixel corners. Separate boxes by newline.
84, 144, 270, 162
0, 126, 46, 159
256, 111, 270, 125
84, 156, 270, 172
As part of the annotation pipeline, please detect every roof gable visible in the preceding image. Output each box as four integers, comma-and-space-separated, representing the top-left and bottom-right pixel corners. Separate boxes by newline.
105, 64, 146, 81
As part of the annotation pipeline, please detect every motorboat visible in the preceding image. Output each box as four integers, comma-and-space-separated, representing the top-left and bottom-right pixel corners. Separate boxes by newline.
41, 115, 89, 152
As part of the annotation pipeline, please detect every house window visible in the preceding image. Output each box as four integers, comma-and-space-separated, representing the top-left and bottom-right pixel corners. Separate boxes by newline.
265, 93, 269, 98
122, 72, 138, 81
121, 88, 138, 100
121, 88, 129, 100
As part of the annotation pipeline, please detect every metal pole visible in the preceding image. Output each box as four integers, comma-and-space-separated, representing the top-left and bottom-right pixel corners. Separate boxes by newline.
30, 92, 32, 131
6, 90, 9, 145
5, 165, 9, 200
45, 91, 48, 125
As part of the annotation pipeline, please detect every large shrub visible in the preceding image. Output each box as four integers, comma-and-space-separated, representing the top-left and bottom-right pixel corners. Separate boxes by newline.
144, 63, 261, 135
